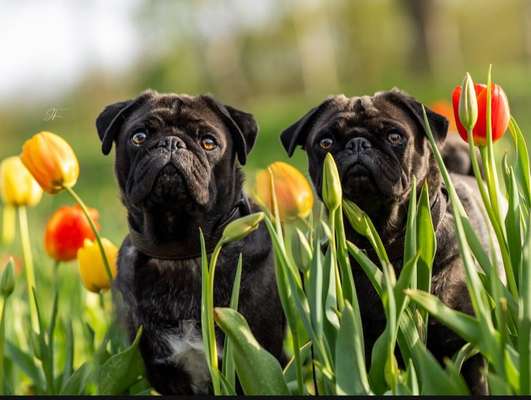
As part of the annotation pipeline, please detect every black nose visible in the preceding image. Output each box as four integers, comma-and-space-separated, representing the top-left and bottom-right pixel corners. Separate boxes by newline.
346, 137, 372, 153
160, 136, 186, 151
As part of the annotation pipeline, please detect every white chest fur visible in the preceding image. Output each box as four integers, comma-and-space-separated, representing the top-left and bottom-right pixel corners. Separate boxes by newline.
159, 320, 215, 394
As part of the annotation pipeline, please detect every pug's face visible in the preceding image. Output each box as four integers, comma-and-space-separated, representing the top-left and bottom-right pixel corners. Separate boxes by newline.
281, 90, 448, 213
96, 90, 257, 212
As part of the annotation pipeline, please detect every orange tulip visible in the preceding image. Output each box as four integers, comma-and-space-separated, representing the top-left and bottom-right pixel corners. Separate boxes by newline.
20, 131, 79, 193
45, 205, 100, 262
0, 156, 43, 207
255, 162, 314, 222
77, 238, 117, 293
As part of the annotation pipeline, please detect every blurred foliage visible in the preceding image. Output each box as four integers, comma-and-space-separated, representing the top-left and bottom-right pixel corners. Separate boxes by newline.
2, 0, 531, 254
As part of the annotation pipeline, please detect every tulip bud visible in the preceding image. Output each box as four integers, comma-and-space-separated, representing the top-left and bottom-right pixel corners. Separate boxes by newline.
77, 238, 118, 293
458, 73, 478, 133
255, 162, 314, 222
322, 153, 342, 211
0, 156, 43, 207
20, 131, 79, 194
0, 258, 15, 298
343, 199, 371, 237
452, 80, 510, 145
221, 212, 264, 245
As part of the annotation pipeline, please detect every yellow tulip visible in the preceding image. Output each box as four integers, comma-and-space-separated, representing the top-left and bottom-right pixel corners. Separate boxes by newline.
20, 131, 79, 194
77, 238, 118, 293
0, 156, 43, 207
255, 161, 314, 222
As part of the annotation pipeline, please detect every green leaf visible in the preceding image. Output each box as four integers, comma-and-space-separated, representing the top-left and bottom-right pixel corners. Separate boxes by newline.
404, 177, 418, 281
416, 183, 436, 295
214, 308, 289, 395
394, 253, 420, 320
343, 200, 389, 266
283, 341, 312, 383
221, 254, 243, 394
406, 289, 482, 347
503, 162, 523, 283
97, 327, 144, 395
346, 241, 383, 296
413, 342, 469, 395
0, 300, 6, 394
60, 319, 74, 392
509, 117, 531, 208
519, 220, 531, 393
452, 342, 479, 373
309, 235, 324, 337
488, 372, 513, 395
335, 302, 370, 394
32, 289, 54, 393
5, 340, 45, 391
60, 362, 92, 395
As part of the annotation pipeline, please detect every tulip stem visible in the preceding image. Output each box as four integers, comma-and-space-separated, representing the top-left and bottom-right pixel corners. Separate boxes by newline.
17, 206, 37, 329
207, 242, 223, 394
1, 206, 15, 245
65, 187, 113, 285
467, 130, 517, 297
0, 297, 7, 395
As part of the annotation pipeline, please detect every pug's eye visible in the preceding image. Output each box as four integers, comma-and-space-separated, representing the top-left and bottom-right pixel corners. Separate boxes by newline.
201, 136, 217, 151
131, 131, 147, 146
387, 131, 403, 145
319, 137, 334, 150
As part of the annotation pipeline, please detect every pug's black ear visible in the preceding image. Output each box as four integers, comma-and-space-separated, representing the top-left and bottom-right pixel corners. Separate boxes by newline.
383, 89, 449, 148
280, 98, 335, 157
96, 91, 153, 155
201, 96, 258, 165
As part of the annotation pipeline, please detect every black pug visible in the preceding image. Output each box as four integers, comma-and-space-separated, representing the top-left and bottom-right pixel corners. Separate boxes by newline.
95, 90, 284, 395
280, 89, 494, 394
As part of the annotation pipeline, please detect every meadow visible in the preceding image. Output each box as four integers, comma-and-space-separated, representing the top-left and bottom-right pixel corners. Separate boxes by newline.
0, 66, 529, 395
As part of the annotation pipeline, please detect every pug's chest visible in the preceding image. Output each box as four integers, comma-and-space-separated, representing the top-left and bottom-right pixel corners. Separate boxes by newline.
129, 256, 234, 394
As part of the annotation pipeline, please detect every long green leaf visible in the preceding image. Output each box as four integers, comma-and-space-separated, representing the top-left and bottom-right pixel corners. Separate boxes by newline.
519, 219, 531, 393
413, 342, 469, 395
214, 308, 289, 395
221, 254, 243, 394
97, 327, 144, 395
509, 117, 531, 208
406, 290, 482, 348
335, 302, 370, 394
60, 363, 92, 395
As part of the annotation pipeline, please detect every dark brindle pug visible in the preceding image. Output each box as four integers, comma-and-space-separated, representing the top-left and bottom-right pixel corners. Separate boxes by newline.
280, 89, 493, 394
95, 90, 284, 395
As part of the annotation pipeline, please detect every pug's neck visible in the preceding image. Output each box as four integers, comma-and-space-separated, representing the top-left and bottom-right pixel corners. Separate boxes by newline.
127, 169, 245, 257
345, 159, 443, 255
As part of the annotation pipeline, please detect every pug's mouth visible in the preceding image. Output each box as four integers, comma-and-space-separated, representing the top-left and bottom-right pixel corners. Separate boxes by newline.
147, 164, 190, 205
341, 161, 378, 199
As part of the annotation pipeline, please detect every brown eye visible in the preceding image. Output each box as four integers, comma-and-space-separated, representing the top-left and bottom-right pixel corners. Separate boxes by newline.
319, 137, 334, 150
387, 131, 403, 145
201, 136, 217, 151
131, 131, 147, 146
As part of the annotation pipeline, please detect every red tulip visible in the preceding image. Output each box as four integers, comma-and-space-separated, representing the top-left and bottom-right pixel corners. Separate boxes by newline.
45, 205, 100, 262
452, 82, 510, 146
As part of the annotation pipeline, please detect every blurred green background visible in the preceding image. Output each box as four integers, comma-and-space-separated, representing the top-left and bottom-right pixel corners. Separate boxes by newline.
1, 0, 530, 250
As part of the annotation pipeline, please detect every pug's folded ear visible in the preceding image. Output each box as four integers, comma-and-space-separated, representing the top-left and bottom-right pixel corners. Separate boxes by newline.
201, 96, 258, 165
96, 91, 154, 155
280, 98, 336, 157
383, 89, 449, 148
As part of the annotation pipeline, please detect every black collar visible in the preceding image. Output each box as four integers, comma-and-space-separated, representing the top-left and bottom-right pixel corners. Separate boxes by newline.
128, 195, 252, 261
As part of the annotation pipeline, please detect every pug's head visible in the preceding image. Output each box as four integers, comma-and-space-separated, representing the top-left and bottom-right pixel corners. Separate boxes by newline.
280, 89, 448, 216
96, 90, 257, 214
